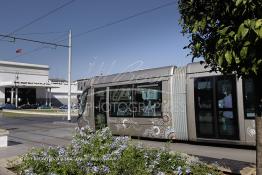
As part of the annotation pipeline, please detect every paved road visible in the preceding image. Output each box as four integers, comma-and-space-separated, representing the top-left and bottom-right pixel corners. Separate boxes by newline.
0, 112, 77, 160
0, 112, 256, 174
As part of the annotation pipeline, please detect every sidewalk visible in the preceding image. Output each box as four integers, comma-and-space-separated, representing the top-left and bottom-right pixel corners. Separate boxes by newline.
134, 139, 256, 174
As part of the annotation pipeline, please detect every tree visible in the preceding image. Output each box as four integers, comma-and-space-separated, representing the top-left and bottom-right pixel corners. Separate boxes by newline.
178, 0, 262, 173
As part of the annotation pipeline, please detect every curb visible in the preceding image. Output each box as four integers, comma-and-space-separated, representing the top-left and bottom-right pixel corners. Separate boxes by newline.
53, 121, 78, 126
3, 110, 78, 116
0, 166, 16, 175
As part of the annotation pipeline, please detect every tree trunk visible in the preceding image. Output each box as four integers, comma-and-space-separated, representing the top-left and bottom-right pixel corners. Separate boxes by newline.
255, 75, 262, 175
257, 116, 262, 175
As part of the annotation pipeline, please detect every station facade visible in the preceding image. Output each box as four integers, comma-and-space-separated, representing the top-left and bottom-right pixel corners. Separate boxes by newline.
0, 60, 81, 107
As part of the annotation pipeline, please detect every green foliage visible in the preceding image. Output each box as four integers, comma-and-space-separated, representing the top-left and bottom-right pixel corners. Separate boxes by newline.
178, 0, 262, 77
15, 127, 222, 175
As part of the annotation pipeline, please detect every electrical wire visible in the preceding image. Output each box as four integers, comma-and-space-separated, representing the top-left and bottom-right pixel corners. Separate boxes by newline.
0, 0, 76, 41
7, 1, 176, 59
14, 31, 68, 36
0, 34, 69, 48
57, 0, 177, 43
8, 33, 68, 60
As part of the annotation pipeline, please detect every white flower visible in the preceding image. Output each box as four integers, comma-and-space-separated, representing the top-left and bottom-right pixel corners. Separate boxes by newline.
156, 172, 165, 175
92, 166, 99, 173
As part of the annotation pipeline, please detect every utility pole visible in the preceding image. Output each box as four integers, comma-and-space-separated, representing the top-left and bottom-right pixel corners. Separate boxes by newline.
68, 30, 72, 122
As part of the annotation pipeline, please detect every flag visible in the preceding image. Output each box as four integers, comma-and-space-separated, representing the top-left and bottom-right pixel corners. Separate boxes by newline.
16, 48, 22, 54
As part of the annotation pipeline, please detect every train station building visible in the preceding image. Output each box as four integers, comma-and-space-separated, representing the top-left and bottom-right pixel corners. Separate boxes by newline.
0, 60, 81, 107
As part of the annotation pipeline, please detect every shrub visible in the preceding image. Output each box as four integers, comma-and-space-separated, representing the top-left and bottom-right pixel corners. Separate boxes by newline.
16, 126, 222, 175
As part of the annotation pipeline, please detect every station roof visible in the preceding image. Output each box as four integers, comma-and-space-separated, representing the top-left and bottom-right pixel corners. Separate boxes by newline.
0, 60, 49, 69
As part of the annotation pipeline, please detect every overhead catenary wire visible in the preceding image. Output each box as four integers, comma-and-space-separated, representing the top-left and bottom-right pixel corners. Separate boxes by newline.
14, 31, 68, 36
57, 0, 177, 43
0, 34, 69, 48
0, 0, 76, 41
6, 0, 176, 60
8, 33, 69, 60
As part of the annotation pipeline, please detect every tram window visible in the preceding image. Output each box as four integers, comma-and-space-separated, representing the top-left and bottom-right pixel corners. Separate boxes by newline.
195, 75, 238, 139
109, 85, 133, 117
243, 79, 256, 119
134, 83, 162, 117
196, 79, 212, 109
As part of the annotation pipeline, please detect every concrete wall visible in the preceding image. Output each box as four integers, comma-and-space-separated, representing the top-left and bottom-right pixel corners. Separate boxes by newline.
51, 83, 81, 107
0, 87, 4, 104
35, 83, 81, 107
0, 61, 49, 83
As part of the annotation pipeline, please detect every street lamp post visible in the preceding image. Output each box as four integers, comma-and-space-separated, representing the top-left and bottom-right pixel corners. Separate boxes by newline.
68, 30, 72, 122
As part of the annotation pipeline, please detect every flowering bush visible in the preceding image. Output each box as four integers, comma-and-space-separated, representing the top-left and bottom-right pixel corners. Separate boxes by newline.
16, 126, 222, 175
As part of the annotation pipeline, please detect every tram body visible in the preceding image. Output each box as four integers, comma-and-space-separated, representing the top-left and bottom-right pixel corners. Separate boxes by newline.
77, 62, 256, 146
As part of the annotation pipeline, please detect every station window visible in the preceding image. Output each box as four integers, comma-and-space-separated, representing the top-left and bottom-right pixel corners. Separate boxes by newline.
109, 82, 162, 118
243, 78, 256, 119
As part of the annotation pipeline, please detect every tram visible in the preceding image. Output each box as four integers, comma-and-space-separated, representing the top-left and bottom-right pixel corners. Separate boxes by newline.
77, 62, 256, 146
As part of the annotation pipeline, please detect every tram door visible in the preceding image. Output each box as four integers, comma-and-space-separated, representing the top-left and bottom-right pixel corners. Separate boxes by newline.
94, 88, 107, 130
194, 75, 239, 140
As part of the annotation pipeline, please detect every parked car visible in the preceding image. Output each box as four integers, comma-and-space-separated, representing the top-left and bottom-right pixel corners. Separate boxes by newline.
72, 104, 79, 109
59, 105, 68, 109
59, 104, 79, 110
18, 104, 32, 109
0, 104, 16, 110
31, 104, 40, 109
38, 105, 51, 109
18, 104, 39, 109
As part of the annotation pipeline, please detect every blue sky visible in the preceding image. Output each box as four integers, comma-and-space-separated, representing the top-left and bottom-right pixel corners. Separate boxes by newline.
0, 0, 193, 80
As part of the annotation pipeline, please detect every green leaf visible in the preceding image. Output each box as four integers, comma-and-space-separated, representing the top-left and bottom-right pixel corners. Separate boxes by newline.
258, 28, 262, 38
219, 26, 229, 35
237, 23, 249, 39
218, 56, 224, 65
234, 34, 238, 41
217, 38, 223, 46
195, 42, 201, 51
201, 18, 207, 30
192, 21, 199, 33
243, 41, 250, 46
225, 51, 232, 64
235, 56, 240, 63
229, 31, 235, 37
252, 65, 257, 75
240, 46, 248, 58
255, 19, 262, 29
236, 0, 242, 6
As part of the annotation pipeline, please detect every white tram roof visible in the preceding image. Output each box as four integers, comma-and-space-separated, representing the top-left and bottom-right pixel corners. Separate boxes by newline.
78, 65, 176, 88
77, 62, 227, 90
186, 62, 212, 74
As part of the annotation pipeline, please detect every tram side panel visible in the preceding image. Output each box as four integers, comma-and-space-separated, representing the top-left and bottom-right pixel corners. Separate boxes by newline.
171, 67, 188, 141
82, 87, 96, 130
107, 79, 176, 139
